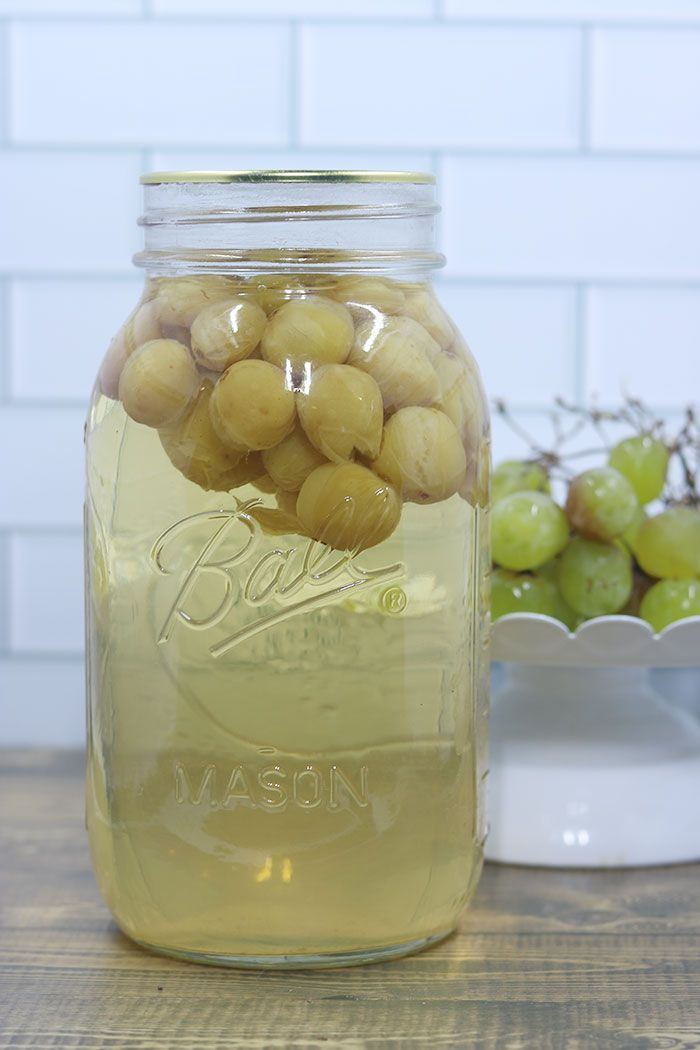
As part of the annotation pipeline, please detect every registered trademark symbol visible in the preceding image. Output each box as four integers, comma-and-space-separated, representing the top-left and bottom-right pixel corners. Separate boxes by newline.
380, 586, 407, 614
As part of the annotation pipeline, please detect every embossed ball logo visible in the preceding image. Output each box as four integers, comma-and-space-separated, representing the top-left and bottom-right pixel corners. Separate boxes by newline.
150, 496, 405, 658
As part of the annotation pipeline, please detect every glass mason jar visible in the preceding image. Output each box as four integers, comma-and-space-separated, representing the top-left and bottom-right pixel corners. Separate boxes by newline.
85, 170, 490, 968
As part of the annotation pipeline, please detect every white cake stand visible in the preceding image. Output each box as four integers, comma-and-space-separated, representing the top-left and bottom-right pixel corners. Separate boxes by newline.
488, 614, 700, 868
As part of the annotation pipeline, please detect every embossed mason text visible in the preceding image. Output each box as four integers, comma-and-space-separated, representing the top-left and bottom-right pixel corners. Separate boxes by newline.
174, 759, 370, 811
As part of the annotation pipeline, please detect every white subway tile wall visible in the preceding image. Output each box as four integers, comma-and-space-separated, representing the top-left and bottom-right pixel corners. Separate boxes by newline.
0, 2, 698, 745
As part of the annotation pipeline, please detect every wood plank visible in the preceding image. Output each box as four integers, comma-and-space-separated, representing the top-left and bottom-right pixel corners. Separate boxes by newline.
1, 750, 699, 1049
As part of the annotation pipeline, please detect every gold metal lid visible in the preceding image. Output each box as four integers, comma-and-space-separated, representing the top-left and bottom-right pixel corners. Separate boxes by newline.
140, 169, 435, 185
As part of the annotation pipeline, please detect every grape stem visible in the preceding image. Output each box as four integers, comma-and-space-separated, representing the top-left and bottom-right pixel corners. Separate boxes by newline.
494, 396, 699, 505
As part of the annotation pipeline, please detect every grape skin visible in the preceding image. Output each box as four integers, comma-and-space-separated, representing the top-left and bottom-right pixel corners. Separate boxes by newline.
565, 467, 638, 542
557, 537, 633, 618
491, 568, 577, 628
640, 578, 700, 632
619, 504, 646, 554
491, 492, 570, 571
492, 460, 550, 504
609, 434, 669, 505
633, 506, 700, 579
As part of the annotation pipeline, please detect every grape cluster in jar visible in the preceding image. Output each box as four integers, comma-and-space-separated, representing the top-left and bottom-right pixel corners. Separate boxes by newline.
490, 427, 700, 634
100, 273, 487, 553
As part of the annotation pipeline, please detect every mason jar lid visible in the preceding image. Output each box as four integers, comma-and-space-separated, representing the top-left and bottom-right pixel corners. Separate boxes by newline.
140, 170, 435, 185
136, 170, 442, 275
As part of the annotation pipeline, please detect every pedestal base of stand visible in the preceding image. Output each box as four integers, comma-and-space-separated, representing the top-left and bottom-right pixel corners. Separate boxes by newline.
486, 666, 700, 868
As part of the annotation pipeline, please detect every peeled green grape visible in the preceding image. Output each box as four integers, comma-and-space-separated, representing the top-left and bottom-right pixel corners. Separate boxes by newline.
159, 382, 263, 492
634, 506, 700, 579
557, 536, 633, 617
118, 339, 199, 429
433, 352, 485, 444
154, 276, 237, 328
331, 276, 406, 316
609, 434, 669, 505
492, 459, 550, 504
210, 359, 295, 452
297, 364, 384, 464
566, 467, 638, 541
371, 406, 467, 504
99, 300, 162, 399
250, 471, 277, 495
492, 492, 570, 571
402, 288, 454, 349
261, 296, 354, 369
276, 488, 300, 517
247, 504, 303, 538
191, 297, 267, 371
247, 274, 301, 314
297, 462, 401, 552
640, 578, 700, 632
262, 423, 328, 492
349, 315, 440, 411
432, 345, 488, 507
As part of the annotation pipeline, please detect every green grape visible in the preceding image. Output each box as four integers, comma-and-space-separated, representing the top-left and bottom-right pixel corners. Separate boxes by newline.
491, 492, 570, 571
492, 459, 550, 504
557, 537, 633, 617
609, 434, 669, 505
619, 504, 646, 553
534, 559, 581, 628
640, 578, 700, 632
634, 506, 700, 579
565, 467, 638, 542
550, 590, 580, 631
491, 568, 577, 628
492, 569, 557, 621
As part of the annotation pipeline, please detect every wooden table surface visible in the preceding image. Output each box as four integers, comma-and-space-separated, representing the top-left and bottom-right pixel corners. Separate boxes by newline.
1, 750, 699, 1050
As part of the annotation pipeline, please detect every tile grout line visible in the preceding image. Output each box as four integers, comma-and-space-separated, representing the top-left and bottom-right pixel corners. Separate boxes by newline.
0, 525, 82, 537
579, 24, 592, 152
5, 14, 700, 28
0, 398, 88, 409
2, 273, 700, 288
0, 278, 11, 399
0, 534, 8, 657
6, 144, 700, 160
573, 283, 588, 402
0, 649, 84, 664
0, 19, 9, 145
288, 21, 300, 150
432, 150, 444, 255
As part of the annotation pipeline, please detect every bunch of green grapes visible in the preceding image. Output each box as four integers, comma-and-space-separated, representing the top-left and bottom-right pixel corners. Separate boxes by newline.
491, 429, 700, 633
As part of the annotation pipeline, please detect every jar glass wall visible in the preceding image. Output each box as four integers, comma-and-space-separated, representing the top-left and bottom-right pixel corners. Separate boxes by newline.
85, 171, 490, 968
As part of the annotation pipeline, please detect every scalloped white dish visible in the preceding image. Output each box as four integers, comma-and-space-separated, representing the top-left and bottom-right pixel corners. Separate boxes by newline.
492, 612, 700, 667
489, 611, 700, 867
